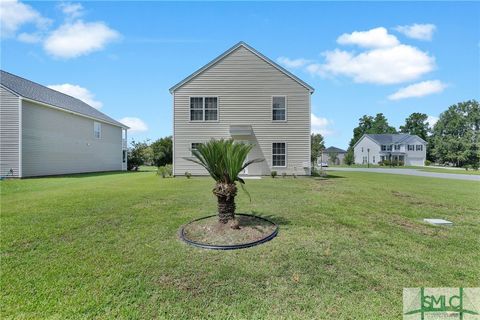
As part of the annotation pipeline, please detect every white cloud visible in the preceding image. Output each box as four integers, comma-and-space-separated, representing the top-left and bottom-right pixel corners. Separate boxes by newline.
395, 24, 436, 41
17, 32, 42, 43
276, 56, 311, 68
0, 0, 51, 37
59, 2, 84, 19
308, 44, 435, 85
47, 83, 103, 109
311, 113, 334, 136
388, 80, 447, 100
427, 115, 439, 128
118, 117, 148, 133
43, 20, 120, 59
337, 27, 399, 48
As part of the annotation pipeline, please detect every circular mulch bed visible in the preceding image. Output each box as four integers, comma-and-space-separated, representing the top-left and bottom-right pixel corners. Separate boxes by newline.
180, 214, 278, 250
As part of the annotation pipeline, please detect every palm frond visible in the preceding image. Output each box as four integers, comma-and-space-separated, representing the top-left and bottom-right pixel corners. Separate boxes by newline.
184, 138, 265, 190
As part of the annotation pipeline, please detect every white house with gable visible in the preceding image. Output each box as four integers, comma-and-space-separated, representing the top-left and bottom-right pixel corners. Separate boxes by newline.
353, 134, 427, 166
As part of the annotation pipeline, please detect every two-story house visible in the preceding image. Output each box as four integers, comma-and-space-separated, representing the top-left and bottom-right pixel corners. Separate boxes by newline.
170, 42, 314, 176
0, 70, 128, 178
353, 134, 427, 166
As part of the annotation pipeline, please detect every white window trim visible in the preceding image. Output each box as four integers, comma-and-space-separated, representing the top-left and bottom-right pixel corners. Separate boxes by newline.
188, 96, 219, 123
94, 121, 102, 139
271, 95, 287, 122
272, 141, 287, 168
190, 142, 203, 157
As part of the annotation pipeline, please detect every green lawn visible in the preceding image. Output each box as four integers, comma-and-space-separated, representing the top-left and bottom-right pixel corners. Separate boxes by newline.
1, 172, 479, 319
330, 164, 480, 175
418, 167, 480, 175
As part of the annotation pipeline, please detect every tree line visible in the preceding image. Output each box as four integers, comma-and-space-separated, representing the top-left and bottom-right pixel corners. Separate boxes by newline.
311, 100, 479, 168
129, 100, 479, 170
127, 136, 172, 170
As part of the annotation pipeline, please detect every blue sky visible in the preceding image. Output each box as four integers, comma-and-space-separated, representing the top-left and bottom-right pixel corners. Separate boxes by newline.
1, 1, 479, 148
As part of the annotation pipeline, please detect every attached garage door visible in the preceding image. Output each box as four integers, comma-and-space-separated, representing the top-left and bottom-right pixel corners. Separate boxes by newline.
406, 157, 424, 166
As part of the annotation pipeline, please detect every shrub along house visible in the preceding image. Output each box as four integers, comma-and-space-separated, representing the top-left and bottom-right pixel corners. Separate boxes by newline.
170, 41, 314, 176
0, 70, 128, 178
353, 133, 427, 166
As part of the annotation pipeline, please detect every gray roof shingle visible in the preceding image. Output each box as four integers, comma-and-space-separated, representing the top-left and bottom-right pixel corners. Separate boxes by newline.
323, 146, 347, 153
364, 134, 427, 145
1, 70, 127, 128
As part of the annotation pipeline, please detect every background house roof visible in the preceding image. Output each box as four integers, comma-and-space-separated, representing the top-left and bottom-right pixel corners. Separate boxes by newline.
323, 146, 347, 153
363, 134, 427, 145
0, 70, 127, 128
169, 41, 315, 93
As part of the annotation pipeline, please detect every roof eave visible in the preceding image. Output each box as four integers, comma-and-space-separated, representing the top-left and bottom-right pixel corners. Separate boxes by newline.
169, 41, 315, 94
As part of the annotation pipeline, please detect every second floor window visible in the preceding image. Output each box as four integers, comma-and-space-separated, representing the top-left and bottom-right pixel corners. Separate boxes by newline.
394, 144, 400, 150
408, 145, 415, 151
272, 96, 286, 121
381, 145, 392, 151
416, 145, 423, 151
190, 97, 217, 121
94, 121, 101, 139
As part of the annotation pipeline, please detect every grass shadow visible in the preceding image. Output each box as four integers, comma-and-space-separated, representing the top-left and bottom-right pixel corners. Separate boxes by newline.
249, 211, 291, 226
24, 171, 128, 179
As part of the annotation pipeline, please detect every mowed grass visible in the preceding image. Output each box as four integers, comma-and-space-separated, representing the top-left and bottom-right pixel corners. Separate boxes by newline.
1, 172, 479, 319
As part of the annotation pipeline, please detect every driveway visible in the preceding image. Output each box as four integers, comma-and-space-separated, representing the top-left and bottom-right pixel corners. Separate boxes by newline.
326, 167, 480, 181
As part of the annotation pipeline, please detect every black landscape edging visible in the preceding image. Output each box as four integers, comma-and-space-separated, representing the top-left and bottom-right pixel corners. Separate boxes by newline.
180, 213, 279, 250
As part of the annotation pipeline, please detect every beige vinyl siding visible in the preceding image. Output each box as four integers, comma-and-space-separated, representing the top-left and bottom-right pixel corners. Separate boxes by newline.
173, 46, 311, 176
0, 86, 20, 177
21, 100, 123, 177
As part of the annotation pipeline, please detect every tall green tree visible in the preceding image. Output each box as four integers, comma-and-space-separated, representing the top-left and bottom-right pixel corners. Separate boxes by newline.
127, 140, 151, 170
431, 100, 480, 168
399, 113, 430, 141
311, 133, 325, 164
349, 113, 396, 148
151, 136, 173, 167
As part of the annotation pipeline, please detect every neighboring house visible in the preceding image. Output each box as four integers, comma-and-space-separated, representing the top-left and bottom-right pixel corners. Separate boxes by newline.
170, 42, 314, 176
319, 146, 347, 166
0, 70, 128, 178
353, 134, 427, 166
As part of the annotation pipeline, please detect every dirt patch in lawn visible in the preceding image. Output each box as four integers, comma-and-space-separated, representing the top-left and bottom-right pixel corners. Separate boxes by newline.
181, 214, 277, 246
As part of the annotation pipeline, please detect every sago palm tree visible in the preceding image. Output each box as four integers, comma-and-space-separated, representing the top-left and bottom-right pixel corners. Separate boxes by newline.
186, 139, 263, 224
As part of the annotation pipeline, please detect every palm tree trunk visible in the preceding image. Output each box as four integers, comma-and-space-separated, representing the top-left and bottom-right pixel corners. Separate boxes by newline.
213, 182, 237, 223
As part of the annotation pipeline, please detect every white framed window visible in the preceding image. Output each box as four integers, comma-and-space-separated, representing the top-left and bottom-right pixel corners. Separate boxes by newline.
190, 142, 202, 156
190, 97, 218, 121
94, 121, 101, 139
362, 147, 364, 152
416, 145, 423, 151
272, 142, 286, 167
373, 156, 376, 163
394, 144, 400, 150
272, 96, 286, 121
408, 145, 415, 151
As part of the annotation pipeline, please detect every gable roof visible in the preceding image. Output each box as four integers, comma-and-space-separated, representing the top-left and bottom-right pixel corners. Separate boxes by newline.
354, 133, 427, 148
1, 70, 128, 128
169, 41, 315, 93
323, 146, 347, 153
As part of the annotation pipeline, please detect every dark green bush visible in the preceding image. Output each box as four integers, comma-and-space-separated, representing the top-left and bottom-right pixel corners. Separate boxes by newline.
185, 171, 192, 179
271, 171, 277, 178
